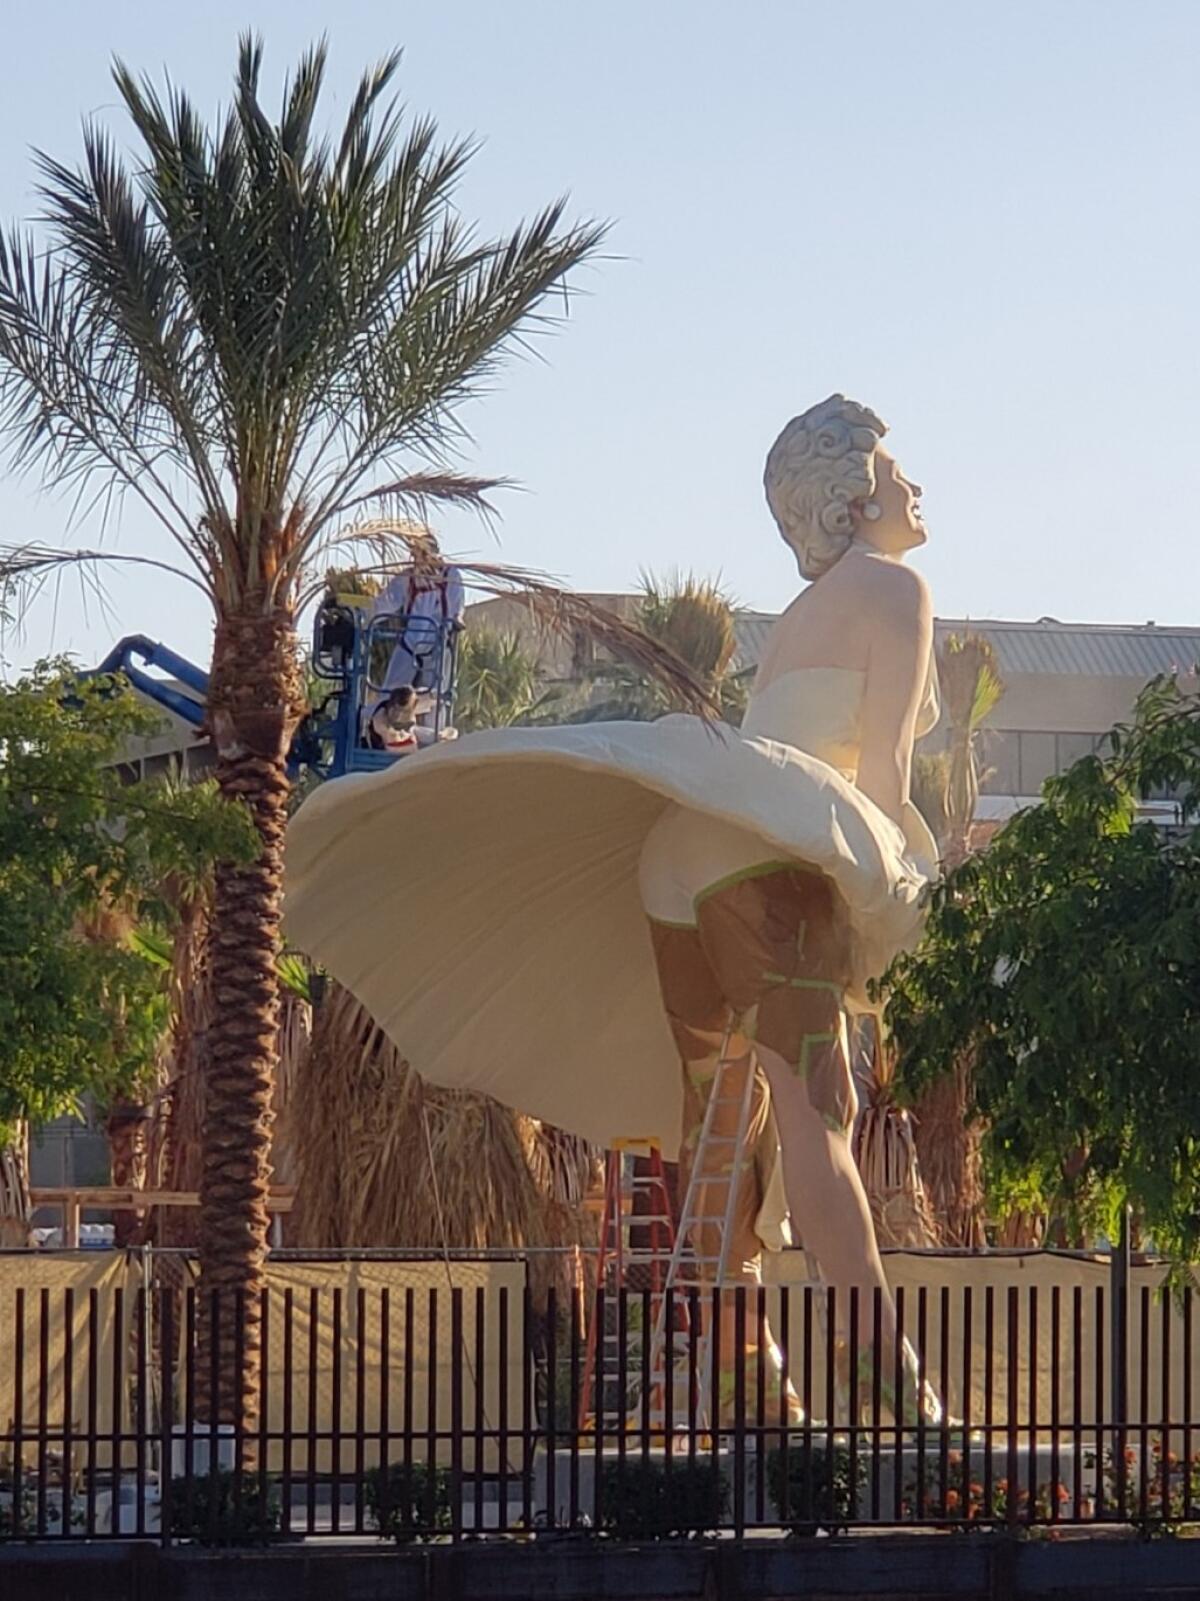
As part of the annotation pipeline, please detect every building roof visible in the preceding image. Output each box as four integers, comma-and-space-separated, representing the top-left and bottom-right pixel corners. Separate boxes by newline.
731, 612, 1200, 679
934, 618, 1200, 679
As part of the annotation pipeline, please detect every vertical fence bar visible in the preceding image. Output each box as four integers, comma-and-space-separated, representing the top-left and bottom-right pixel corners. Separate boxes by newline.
545, 1286, 558, 1532
305, 1288, 318, 1535
915, 1288, 927, 1521
616, 1285, 628, 1502
983, 1287, 994, 1521
1137, 1285, 1150, 1524
1005, 1288, 1019, 1528
1081, 1280, 1088, 1517
207, 1291, 220, 1546
85, 1288, 99, 1538
848, 1287, 860, 1526
1184, 1288, 1193, 1521
233, 1292, 246, 1535
520, 1286, 533, 1532
754, 1286, 767, 1525
12, 1290, 24, 1540
961, 1286, 973, 1529
450, 1288, 464, 1542
182, 1288, 194, 1538
1027, 1286, 1038, 1515
134, 1288, 147, 1538
159, 1288, 174, 1550
425, 1289, 439, 1537
475, 1285, 487, 1535
1094, 1286, 1107, 1520
258, 1288, 271, 1539
1160, 1283, 1171, 1527
330, 1288, 342, 1534
733, 1286, 747, 1539
498, 1286, 510, 1533
639, 1286, 651, 1492
353, 1287, 366, 1534
403, 1287, 415, 1517
870, 1287, 882, 1523
591, 1286, 604, 1533
1115, 1282, 1128, 1523
891, 1286, 904, 1524
62, 1287, 74, 1539
710, 1289, 722, 1495
378, 1287, 391, 1494
36, 1288, 49, 1537
938, 1286, 949, 1525
1050, 1286, 1061, 1524
774, 1287, 790, 1531
824, 1287, 836, 1533
664, 1286, 676, 1492
687, 1287, 699, 1478
280, 1288, 293, 1536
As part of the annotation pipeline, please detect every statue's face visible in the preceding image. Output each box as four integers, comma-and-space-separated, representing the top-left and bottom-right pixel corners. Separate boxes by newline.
857, 448, 926, 554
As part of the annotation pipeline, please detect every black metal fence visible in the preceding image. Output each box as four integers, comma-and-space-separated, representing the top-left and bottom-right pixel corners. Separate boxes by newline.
1, 1268, 1198, 1543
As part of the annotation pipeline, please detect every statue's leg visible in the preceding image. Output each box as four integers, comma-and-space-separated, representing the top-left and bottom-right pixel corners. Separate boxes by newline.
646, 921, 764, 1285
647, 920, 801, 1422
694, 867, 942, 1425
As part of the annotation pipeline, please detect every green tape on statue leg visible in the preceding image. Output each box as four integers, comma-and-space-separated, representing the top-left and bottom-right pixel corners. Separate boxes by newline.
795, 1031, 838, 1079
761, 972, 842, 996
694, 860, 796, 908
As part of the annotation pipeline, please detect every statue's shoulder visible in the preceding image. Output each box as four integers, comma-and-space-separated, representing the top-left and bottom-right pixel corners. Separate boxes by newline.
842, 552, 930, 617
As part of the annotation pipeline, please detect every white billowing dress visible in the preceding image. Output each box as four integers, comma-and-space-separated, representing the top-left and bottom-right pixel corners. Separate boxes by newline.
284, 665, 938, 1160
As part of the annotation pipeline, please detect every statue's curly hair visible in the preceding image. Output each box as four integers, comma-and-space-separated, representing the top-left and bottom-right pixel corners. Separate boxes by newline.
764, 395, 887, 579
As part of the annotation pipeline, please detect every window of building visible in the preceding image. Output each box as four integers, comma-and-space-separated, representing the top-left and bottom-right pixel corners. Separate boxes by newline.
1056, 732, 1095, 773
980, 729, 1019, 795
1018, 731, 1058, 795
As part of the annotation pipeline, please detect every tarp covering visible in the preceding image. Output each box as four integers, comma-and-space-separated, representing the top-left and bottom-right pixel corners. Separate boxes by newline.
765, 1250, 1197, 1429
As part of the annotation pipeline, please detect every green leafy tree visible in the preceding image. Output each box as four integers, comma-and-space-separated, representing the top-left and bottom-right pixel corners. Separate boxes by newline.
883, 677, 1200, 1261
0, 37, 605, 1415
0, 664, 255, 1234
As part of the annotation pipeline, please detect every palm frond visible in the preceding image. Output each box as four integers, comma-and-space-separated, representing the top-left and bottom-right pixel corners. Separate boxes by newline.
0, 37, 607, 617
0, 543, 210, 643
940, 633, 1004, 734
311, 537, 715, 718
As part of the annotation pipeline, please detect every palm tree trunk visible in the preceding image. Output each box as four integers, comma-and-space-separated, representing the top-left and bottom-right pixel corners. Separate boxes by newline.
0, 1124, 32, 1248
912, 1062, 986, 1248
198, 608, 302, 1423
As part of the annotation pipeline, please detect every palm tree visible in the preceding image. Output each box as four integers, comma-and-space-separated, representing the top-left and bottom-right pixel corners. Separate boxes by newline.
580, 572, 750, 724
911, 633, 1004, 1248
453, 626, 566, 731
0, 38, 612, 1420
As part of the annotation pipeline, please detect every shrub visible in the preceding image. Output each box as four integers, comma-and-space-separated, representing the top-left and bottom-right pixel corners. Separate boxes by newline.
767, 1442, 862, 1536
364, 1461, 453, 1543
167, 1469, 281, 1546
0, 1485, 35, 1541
598, 1458, 727, 1540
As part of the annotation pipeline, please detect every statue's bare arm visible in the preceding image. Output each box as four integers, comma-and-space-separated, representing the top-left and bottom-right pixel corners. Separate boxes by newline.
853, 562, 932, 825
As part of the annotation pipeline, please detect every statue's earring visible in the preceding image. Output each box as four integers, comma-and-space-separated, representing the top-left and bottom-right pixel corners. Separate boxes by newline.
861, 501, 882, 523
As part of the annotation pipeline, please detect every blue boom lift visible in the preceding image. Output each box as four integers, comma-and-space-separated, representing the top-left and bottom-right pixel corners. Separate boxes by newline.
89, 592, 462, 781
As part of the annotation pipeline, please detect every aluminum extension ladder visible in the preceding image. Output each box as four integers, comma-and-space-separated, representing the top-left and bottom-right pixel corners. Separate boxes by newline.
648, 1033, 761, 1429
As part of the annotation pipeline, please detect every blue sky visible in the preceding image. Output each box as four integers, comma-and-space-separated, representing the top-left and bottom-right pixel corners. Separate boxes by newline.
1, 1, 1197, 671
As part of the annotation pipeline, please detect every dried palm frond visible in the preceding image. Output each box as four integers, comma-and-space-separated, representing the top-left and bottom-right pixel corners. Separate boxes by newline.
300, 524, 716, 719
286, 980, 597, 1305
854, 1028, 938, 1249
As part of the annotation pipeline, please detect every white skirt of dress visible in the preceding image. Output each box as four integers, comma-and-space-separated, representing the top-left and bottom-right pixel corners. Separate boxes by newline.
283, 716, 934, 1158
